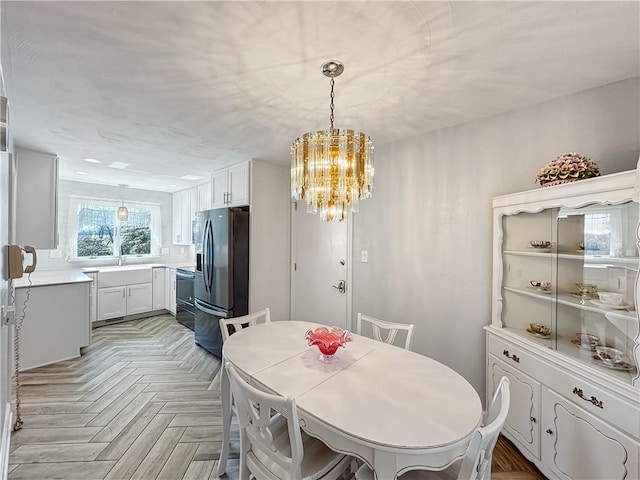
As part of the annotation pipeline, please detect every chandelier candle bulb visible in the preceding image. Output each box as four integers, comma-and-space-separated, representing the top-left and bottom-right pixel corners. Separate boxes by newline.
291, 61, 374, 222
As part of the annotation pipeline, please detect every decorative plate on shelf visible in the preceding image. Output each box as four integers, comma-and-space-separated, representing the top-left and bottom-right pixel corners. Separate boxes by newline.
527, 287, 552, 294
590, 355, 636, 371
526, 328, 551, 339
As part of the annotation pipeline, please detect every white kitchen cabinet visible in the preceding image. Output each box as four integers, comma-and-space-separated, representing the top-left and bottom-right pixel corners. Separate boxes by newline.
13, 147, 59, 248
486, 165, 640, 479
541, 387, 639, 480
97, 283, 153, 319
197, 181, 211, 211
86, 272, 98, 323
98, 286, 127, 320
152, 266, 166, 310
211, 161, 249, 208
172, 188, 191, 245
173, 182, 211, 245
166, 268, 177, 315
126, 283, 153, 315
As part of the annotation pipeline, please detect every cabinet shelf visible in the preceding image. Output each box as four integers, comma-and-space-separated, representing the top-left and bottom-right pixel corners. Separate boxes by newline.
503, 286, 637, 320
505, 249, 639, 265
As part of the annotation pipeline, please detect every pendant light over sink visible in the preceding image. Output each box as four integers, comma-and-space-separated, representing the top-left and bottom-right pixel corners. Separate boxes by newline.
291, 61, 374, 222
117, 184, 129, 221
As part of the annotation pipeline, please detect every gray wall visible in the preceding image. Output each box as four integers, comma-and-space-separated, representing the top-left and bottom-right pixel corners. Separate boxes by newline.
352, 77, 640, 399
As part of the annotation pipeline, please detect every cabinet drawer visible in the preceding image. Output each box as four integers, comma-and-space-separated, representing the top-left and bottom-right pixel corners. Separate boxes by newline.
541, 362, 640, 440
488, 334, 543, 379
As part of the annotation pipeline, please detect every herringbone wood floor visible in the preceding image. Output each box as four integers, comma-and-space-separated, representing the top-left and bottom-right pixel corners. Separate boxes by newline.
8, 315, 545, 480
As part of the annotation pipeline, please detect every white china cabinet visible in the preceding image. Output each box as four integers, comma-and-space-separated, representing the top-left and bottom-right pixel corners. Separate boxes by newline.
486, 167, 640, 480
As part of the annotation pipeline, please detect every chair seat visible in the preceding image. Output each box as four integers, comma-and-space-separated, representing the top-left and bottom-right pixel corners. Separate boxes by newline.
251, 414, 352, 480
356, 461, 460, 480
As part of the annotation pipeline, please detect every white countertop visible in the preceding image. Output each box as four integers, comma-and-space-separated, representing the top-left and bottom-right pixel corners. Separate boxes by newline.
12, 269, 94, 289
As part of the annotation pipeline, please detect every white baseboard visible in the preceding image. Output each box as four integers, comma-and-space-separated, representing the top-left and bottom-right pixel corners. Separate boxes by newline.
0, 403, 12, 480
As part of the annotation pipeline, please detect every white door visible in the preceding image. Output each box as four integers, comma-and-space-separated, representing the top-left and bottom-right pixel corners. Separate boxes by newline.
97, 286, 127, 320
291, 202, 350, 330
127, 283, 153, 315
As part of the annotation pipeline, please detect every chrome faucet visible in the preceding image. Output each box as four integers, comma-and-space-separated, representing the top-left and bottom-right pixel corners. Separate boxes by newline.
118, 245, 125, 266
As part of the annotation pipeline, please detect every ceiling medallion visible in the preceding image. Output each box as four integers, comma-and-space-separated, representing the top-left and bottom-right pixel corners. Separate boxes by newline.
291, 61, 374, 222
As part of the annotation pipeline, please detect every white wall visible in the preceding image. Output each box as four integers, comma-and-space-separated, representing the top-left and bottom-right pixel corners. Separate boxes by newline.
36, 180, 193, 270
352, 77, 640, 399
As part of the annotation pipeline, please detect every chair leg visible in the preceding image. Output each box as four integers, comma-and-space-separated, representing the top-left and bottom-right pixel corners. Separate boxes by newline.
216, 365, 233, 476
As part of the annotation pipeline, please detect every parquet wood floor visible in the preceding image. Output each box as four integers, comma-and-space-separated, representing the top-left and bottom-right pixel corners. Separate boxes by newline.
8, 315, 545, 480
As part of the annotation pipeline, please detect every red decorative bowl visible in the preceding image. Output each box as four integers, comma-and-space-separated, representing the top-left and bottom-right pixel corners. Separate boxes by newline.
305, 326, 352, 361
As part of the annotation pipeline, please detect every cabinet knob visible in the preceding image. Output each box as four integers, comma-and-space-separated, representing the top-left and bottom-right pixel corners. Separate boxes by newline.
546, 429, 553, 435
530, 417, 536, 423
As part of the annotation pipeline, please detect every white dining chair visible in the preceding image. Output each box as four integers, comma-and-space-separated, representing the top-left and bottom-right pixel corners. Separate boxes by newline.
356, 313, 415, 350
355, 376, 511, 480
226, 362, 353, 480
219, 307, 271, 341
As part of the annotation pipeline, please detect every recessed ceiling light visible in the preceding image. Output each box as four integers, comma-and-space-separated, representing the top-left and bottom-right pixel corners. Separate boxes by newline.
108, 161, 130, 169
76, 171, 88, 175
167, 184, 178, 188
83, 158, 101, 163
180, 175, 204, 181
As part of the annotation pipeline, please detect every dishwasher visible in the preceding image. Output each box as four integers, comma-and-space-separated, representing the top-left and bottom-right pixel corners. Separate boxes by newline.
175, 268, 196, 331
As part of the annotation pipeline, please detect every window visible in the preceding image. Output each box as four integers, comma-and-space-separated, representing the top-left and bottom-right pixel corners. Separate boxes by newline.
69, 197, 161, 259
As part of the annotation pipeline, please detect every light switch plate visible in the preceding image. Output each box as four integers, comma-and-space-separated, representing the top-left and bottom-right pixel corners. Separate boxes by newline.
49, 249, 62, 259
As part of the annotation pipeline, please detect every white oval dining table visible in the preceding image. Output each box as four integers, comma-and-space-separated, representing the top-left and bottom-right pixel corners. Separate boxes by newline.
216, 321, 482, 480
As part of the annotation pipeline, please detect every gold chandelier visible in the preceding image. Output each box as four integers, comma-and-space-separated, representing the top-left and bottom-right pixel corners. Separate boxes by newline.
291, 61, 374, 222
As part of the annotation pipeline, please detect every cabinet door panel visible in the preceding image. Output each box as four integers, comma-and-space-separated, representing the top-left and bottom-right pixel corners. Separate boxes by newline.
489, 355, 541, 459
127, 283, 153, 315
228, 162, 249, 206
211, 170, 228, 208
542, 387, 639, 480
197, 182, 211, 211
152, 268, 166, 310
97, 286, 126, 320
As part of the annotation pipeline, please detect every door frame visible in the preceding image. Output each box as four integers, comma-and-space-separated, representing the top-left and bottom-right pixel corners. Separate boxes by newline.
290, 201, 353, 331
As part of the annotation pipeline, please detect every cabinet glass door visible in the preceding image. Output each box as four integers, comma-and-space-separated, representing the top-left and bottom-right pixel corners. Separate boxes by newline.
556, 201, 638, 382
501, 210, 557, 346
500, 201, 639, 384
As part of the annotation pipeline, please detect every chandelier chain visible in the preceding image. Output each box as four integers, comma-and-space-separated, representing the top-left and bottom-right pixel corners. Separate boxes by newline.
329, 77, 335, 130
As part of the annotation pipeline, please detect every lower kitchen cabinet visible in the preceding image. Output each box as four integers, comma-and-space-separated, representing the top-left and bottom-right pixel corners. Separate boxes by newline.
86, 272, 98, 323
97, 283, 152, 320
166, 268, 177, 315
541, 388, 639, 480
152, 266, 166, 310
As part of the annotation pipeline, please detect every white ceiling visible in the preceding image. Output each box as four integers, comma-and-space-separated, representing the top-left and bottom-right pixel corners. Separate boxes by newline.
2, 1, 638, 192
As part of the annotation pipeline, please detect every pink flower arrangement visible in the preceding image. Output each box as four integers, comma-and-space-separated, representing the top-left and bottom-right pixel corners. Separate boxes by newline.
535, 152, 600, 186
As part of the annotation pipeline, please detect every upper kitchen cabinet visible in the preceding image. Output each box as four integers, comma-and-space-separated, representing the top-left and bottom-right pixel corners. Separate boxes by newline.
12, 147, 59, 249
211, 161, 249, 208
173, 181, 212, 245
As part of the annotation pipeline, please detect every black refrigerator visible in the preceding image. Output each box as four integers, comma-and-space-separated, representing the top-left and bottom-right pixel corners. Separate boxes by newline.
194, 206, 249, 357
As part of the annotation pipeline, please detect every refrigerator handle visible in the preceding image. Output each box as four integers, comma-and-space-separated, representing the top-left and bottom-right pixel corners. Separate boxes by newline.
194, 298, 229, 318
207, 218, 214, 292
202, 219, 211, 293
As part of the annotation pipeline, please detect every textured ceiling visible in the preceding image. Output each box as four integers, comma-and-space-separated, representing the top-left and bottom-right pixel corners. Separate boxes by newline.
2, 1, 639, 192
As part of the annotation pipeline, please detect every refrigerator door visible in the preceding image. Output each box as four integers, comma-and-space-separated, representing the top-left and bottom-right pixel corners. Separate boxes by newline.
195, 208, 232, 310
194, 298, 225, 357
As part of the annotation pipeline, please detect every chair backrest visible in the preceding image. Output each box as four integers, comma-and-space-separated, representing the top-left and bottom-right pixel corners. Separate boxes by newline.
219, 307, 271, 341
356, 313, 415, 350
456, 376, 510, 480
226, 362, 305, 479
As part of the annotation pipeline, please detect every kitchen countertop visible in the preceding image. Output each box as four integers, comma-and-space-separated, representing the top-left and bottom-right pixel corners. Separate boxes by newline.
12, 269, 94, 289
13, 262, 196, 288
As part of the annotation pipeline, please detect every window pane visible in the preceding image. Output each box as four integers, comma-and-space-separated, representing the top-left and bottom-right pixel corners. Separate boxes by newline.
77, 206, 115, 257
120, 208, 151, 255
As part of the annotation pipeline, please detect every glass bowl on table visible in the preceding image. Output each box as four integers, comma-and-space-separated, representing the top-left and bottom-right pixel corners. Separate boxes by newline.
305, 326, 352, 363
